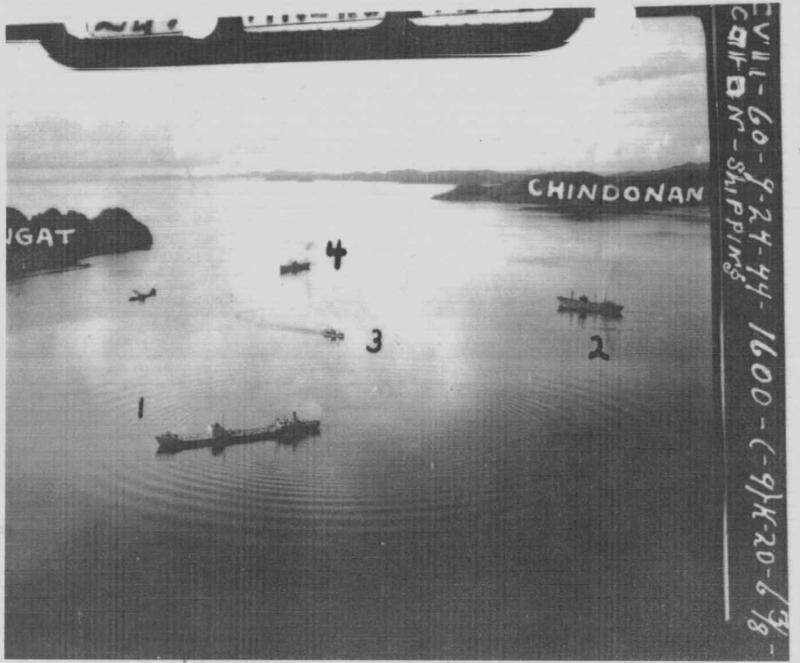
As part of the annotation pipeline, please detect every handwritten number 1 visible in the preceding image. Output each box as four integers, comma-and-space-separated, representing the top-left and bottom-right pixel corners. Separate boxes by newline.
366, 329, 382, 353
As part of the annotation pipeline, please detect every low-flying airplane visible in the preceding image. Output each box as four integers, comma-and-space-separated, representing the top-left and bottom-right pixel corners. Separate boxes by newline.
129, 287, 157, 303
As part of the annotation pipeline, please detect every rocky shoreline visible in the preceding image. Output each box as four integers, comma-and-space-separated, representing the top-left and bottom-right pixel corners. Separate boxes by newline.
433, 163, 709, 215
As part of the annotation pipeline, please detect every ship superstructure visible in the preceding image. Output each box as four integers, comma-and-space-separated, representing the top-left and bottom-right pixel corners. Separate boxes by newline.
156, 412, 321, 454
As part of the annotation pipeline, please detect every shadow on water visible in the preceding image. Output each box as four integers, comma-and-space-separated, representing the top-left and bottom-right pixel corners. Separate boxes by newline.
556, 307, 624, 331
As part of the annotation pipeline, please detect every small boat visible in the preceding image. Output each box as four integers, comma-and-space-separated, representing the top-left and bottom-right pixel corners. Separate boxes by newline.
280, 260, 310, 275
322, 327, 345, 341
156, 411, 320, 454
557, 292, 623, 318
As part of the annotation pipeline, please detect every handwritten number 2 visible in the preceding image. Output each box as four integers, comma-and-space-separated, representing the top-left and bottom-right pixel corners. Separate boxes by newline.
366, 329, 382, 353
588, 335, 609, 361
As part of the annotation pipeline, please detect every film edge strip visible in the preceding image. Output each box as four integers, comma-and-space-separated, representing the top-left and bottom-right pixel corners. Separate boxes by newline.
638, 3, 788, 658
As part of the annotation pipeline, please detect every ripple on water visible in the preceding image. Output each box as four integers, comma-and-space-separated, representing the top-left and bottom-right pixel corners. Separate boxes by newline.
89, 356, 659, 537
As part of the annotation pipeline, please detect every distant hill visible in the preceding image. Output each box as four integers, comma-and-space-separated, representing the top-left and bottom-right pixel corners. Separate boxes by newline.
257, 169, 535, 186
432, 163, 709, 215
6, 207, 153, 281
123, 163, 710, 197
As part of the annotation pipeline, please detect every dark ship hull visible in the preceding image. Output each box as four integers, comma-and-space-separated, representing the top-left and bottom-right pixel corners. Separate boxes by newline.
557, 296, 623, 318
156, 418, 321, 454
7, 10, 592, 69
280, 261, 311, 275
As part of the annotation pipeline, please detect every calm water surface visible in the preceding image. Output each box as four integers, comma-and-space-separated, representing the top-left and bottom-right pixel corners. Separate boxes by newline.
6, 180, 720, 658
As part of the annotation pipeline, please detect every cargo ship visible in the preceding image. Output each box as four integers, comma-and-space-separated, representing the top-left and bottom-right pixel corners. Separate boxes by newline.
156, 412, 320, 454
557, 293, 623, 318
6, 8, 593, 69
280, 260, 310, 275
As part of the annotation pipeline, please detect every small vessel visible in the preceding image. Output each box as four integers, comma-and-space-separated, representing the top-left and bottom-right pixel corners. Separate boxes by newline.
322, 328, 345, 341
156, 411, 320, 454
280, 260, 310, 275
557, 292, 623, 318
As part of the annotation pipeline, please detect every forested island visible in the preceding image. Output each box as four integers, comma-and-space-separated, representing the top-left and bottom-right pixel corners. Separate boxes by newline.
433, 162, 709, 215
6, 207, 153, 280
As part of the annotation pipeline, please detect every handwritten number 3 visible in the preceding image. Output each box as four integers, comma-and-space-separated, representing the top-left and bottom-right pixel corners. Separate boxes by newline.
366, 329, 382, 354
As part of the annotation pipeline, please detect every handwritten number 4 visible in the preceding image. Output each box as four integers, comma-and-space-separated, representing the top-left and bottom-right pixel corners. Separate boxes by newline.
326, 239, 347, 270
366, 329, 382, 353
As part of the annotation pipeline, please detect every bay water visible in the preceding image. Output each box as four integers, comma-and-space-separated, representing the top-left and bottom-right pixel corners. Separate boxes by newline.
6, 179, 718, 658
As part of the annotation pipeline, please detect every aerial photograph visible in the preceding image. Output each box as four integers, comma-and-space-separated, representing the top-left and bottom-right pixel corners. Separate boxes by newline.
5, 5, 730, 659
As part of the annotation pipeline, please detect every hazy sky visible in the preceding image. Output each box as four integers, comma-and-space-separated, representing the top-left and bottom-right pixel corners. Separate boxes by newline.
6, 6, 708, 175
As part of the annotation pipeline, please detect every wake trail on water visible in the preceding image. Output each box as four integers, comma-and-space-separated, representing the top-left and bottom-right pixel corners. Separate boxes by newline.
233, 310, 320, 336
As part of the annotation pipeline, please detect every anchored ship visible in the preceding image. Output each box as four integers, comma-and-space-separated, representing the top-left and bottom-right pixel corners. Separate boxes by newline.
156, 411, 321, 454
280, 260, 311, 275
557, 293, 623, 318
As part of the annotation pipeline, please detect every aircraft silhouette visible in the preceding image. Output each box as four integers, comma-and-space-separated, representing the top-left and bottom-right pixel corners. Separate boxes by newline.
129, 288, 157, 303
